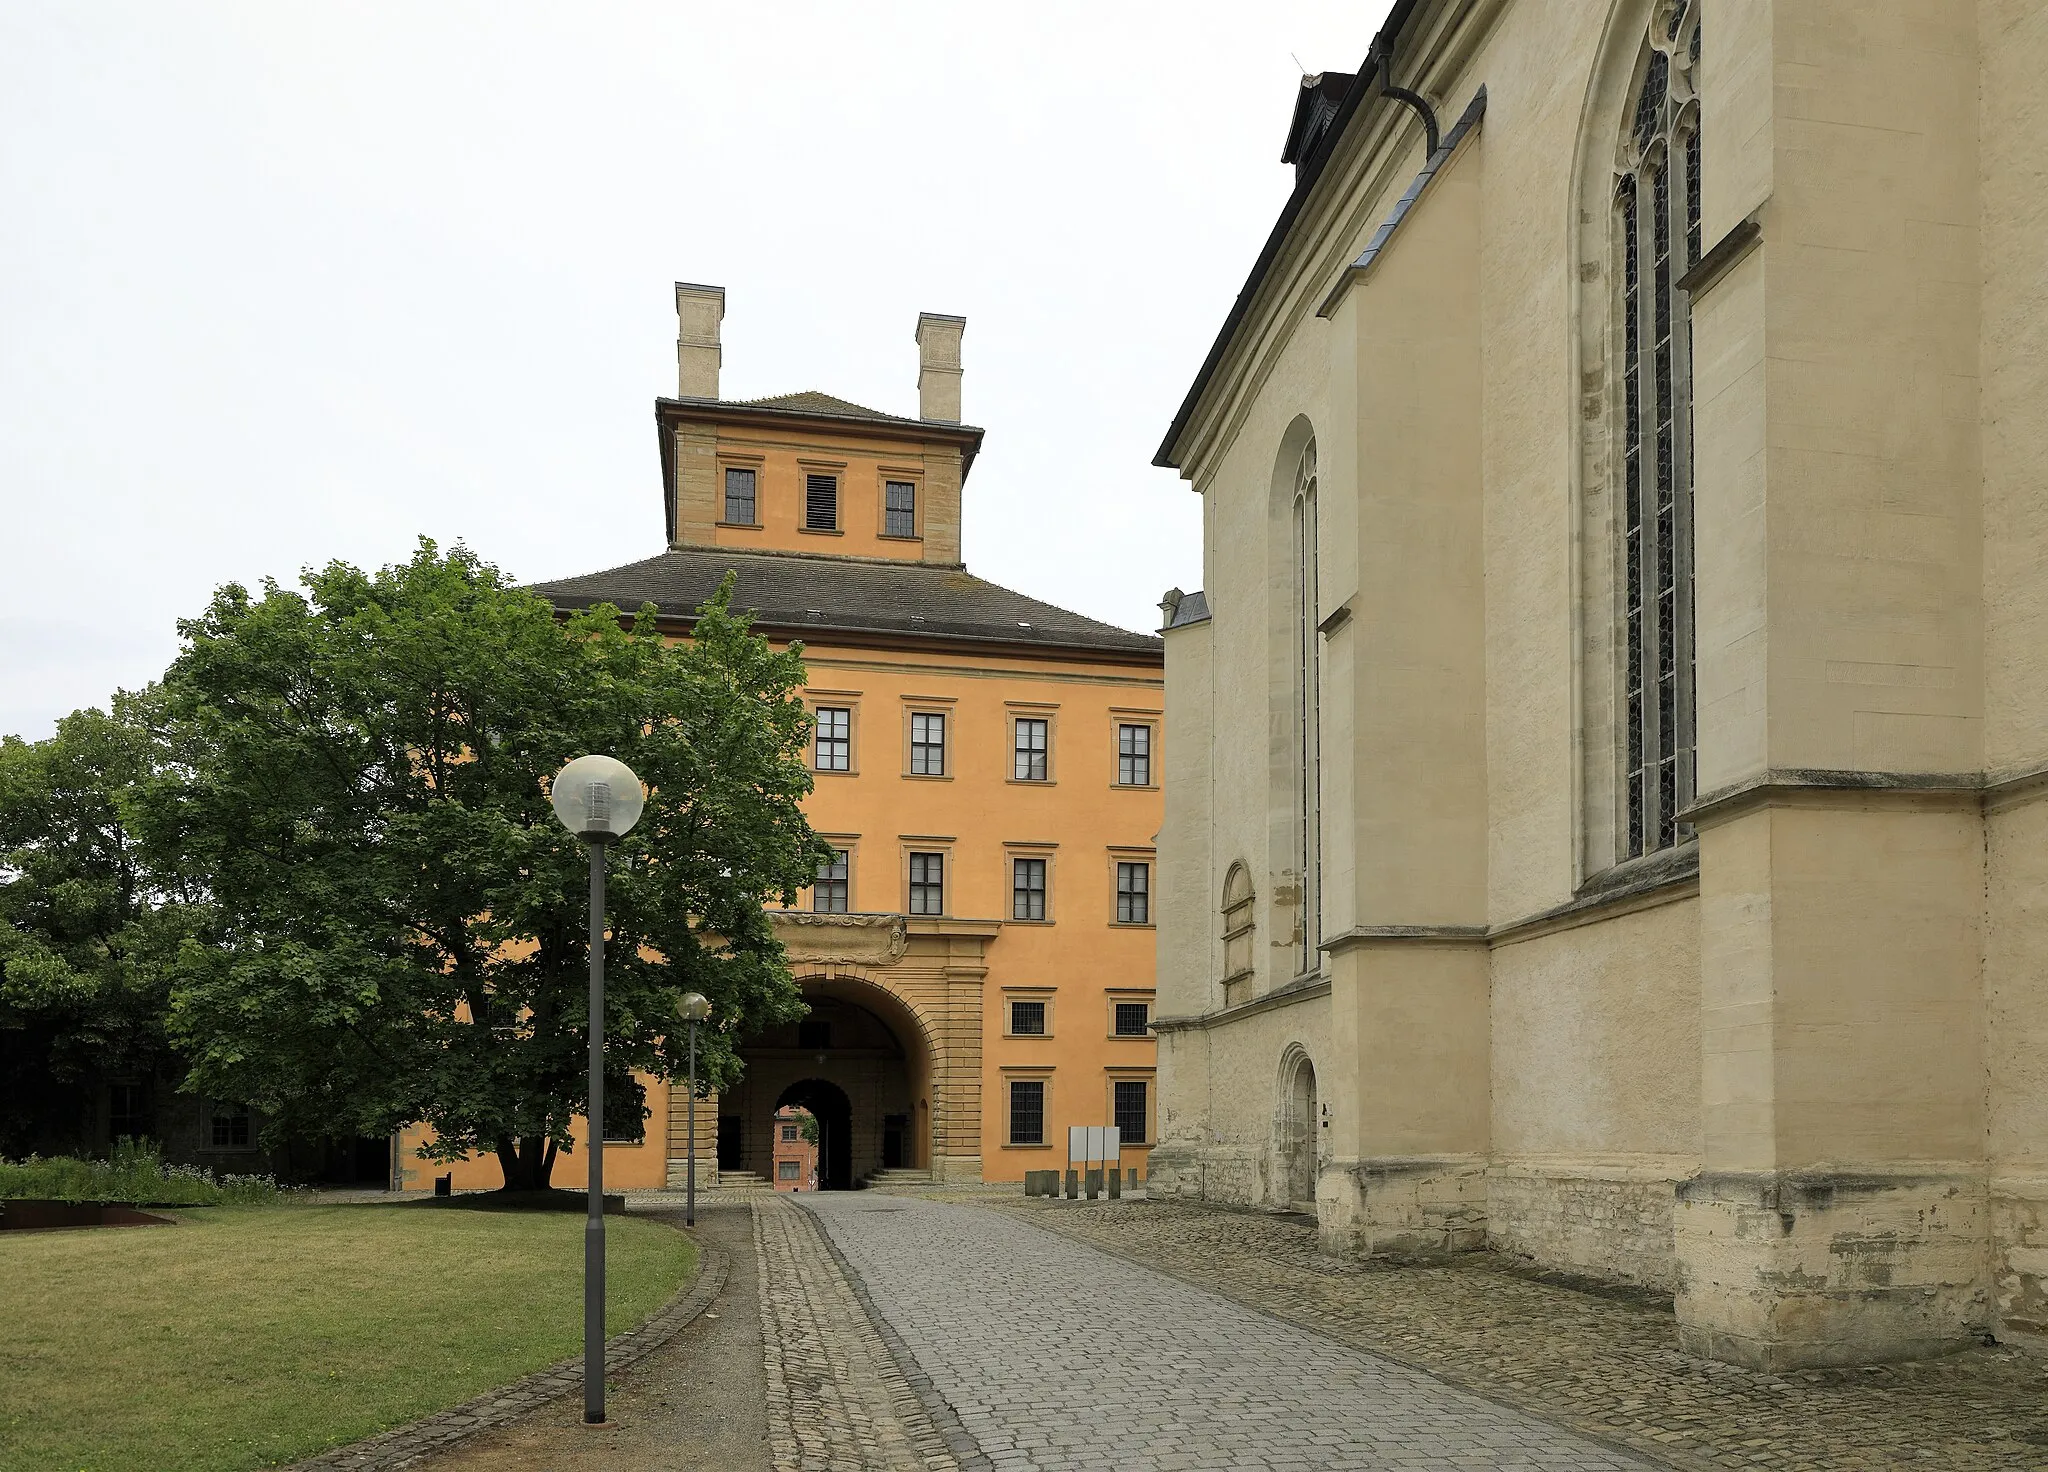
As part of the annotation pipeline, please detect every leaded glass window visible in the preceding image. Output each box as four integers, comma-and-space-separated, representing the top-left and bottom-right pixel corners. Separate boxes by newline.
813, 849, 849, 913
1616, 0, 1701, 858
885, 479, 917, 537
724, 466, 757, 524
1294, 441, 1321, 967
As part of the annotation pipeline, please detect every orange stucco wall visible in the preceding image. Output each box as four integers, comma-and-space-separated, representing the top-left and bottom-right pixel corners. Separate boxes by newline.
706, 422, 954, 564
398, 1074, 675, 1192
787, 633, 1161, 1181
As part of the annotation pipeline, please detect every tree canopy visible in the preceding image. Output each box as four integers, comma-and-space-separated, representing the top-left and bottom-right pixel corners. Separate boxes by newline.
0, 702, 192, 1152
139, 539, 828, 1189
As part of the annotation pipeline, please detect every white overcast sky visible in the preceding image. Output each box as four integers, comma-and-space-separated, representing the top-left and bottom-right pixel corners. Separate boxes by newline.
1, 1, 1393, 741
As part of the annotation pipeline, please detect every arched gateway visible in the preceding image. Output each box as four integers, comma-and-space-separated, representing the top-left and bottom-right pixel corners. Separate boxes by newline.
666, 911, 994, 1189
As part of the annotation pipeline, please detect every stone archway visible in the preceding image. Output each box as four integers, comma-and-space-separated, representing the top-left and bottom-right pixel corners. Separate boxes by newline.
1278, 1047, 1319, 1211
777, 1077, 852, 1190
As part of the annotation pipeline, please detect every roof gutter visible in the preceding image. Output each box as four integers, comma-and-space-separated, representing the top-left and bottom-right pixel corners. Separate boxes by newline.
1152, 0, 1428, 471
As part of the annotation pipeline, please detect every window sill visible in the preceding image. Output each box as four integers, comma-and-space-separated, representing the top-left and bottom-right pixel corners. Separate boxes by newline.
902, 772, 953, 782
1109, 1033, 1153, 1041
1003, 1032, 1054, 1040
1007, 777, 1056, 787
799, 526, 844, 536
716, 520, 762, 530
879, 532, 923, 542
1110, 922, 1157, 931
1111, 783, 1160, 792
1006, 917, 1054, 927
1002, 1141, 1054, 1150
812, 767, 858, 777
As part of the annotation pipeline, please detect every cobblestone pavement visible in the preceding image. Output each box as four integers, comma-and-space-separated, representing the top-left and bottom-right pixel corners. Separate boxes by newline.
755, 1195, 968, 1471
803, 1192, 1653, 1471
997, 1198, 2048, 1471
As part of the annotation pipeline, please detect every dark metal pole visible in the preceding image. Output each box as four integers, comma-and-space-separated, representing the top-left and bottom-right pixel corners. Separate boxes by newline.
584, 838, 606, 1425
686, 1020, 698, 1227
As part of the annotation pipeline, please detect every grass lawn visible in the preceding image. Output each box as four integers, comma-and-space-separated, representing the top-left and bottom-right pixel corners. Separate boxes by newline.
0, 1201, 696, 1472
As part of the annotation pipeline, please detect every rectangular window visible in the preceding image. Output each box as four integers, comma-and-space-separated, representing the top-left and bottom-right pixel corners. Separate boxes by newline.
781, 1123, 799, 1143
1013, 718, 1048, 781
1116, 862, 1150, 925
1009, 1079, 1046, 1146
814, 707, 850, 772
814, 849, 849, 914
909, 852, 945, 915
777, 1159, 800, 1180
884, 479, 917, 538
109, 1083, 151, 1143
1009, 999, 1047, 1036
1012, 857, 1047, 921
1113, 1080, 1149, 1144
724, 466, 757, 525
1117, 724, 1152, 786
910, 712, 946, 775
209, 1104, 251, 1149
805, 473, 838, 531
1113, 1001, 1150, 1037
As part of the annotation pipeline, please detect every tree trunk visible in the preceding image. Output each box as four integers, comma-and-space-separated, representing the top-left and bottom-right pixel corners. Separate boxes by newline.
494, 1134, 556, 1191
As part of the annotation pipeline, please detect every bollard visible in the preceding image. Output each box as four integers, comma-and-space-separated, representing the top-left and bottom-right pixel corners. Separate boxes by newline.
1107, 1167, 1122, 1200
1064, 1168, 1080, 1199
1084, 1167, 1104, 1199
434, 1173, 452, 1197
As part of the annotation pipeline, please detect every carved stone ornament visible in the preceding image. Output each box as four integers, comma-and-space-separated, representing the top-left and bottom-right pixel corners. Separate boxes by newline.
771, 910, 909, 966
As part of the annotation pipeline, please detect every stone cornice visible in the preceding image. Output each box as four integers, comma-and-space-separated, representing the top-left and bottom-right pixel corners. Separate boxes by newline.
1151, 974, 1331, 1034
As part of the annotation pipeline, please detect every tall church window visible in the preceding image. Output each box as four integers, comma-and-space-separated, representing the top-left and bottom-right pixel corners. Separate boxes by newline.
1293, 440, 1321, 967
1616, 0, 1701, 858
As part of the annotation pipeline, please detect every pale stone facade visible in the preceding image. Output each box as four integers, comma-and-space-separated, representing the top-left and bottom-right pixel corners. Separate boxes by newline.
1150, 0, 2048, 1371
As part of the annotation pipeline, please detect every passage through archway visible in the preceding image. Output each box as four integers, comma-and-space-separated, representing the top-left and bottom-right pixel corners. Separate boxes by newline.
722, 980, 928, 1188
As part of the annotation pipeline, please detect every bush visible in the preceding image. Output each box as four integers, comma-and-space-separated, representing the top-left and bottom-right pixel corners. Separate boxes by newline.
0, 1138, 292, 1205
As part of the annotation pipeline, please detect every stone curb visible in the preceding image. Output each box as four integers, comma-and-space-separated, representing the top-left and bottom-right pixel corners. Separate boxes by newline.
288, 1217, 729, 1471
794, 1197, 995, 1472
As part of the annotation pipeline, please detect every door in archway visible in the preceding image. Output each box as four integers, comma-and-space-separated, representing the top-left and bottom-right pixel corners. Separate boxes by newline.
1283, 1060, 1318, 1210
779, 1078, 853, 1190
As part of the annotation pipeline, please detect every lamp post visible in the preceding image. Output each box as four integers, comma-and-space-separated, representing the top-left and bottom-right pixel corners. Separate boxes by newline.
550, 754, 645, 1429
677, 992, 711, 1226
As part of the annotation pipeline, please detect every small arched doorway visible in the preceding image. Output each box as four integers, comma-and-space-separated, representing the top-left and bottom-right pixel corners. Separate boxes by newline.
778, 1078, 852, 1190
1279, 1050, 1319, 1211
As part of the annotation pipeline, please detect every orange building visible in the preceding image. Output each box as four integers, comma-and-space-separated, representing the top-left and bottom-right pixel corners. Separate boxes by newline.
406, 285, 1162, 1192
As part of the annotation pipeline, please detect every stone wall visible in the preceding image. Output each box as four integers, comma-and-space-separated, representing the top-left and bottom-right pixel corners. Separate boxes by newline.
1488, 1166, 1682, 1292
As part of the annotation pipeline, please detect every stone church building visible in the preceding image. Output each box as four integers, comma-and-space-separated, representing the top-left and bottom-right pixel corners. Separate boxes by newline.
1149, 0, 2047, 1370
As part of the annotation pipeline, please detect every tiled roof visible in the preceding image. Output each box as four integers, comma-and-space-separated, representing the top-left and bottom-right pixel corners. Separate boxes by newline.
733, 390, 908, 422
530, 547, 1162, 658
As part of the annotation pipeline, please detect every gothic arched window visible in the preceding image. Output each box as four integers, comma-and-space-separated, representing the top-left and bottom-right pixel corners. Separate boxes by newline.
1293, 440, 1322, 969
1616, 0, 1701, 857
1222, 862, 1256, 989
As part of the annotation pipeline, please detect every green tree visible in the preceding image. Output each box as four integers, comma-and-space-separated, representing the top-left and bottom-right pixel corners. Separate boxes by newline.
140, 539, 828, 1190
0, 701, 193, 1153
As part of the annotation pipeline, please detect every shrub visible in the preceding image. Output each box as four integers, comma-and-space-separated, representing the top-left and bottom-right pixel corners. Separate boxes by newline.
0, 1139, 293, 1205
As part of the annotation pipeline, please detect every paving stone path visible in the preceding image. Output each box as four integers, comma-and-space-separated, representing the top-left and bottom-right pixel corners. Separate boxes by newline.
798, 1192, 1653, 1471
755, 1194, 968, 1471
1002, 1197, 2048, 1472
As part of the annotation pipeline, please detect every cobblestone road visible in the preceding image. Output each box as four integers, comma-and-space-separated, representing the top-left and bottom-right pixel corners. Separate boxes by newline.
1006, 1198, 2048, 1471
800, 1192, 1652, 1471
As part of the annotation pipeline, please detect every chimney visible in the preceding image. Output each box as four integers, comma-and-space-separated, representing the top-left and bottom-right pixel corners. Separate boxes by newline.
915, 312, 965, 422
675, 283, 725, 398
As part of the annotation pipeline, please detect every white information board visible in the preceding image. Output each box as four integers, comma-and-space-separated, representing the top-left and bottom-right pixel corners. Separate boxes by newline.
1067, 1125, 1122, 1164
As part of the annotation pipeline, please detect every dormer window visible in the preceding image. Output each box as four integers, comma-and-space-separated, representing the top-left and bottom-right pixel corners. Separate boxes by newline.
805, 473, 838, 531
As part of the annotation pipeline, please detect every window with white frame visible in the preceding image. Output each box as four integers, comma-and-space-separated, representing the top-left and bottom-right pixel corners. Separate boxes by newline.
814, 849, 849, 913
884, 479, 917, 537
908, 852, 945, 915
1014, 718, 1048, 781
724, 466, 757, 524
1616, 0, 1701, 858
814, 707, 850, 772
1117, 723, 1152, 786
910, 712, 946, 775
1012, 857, 1046, 920
1115, 862, 1150, 925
